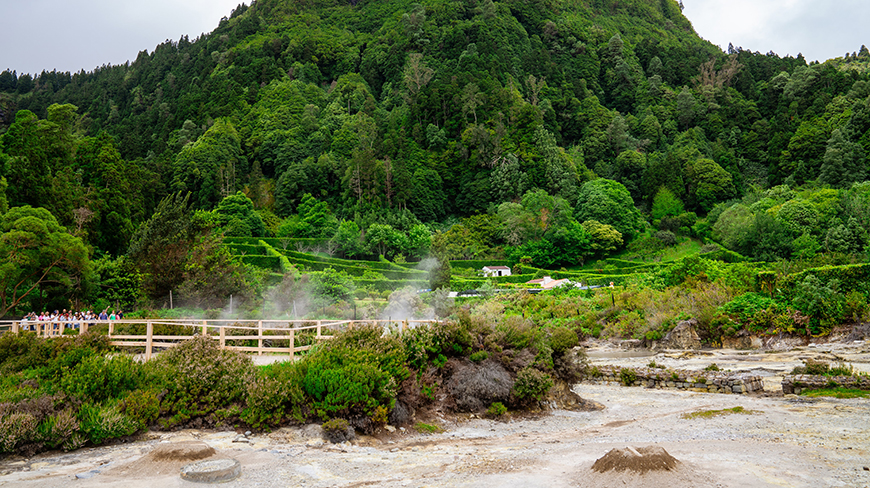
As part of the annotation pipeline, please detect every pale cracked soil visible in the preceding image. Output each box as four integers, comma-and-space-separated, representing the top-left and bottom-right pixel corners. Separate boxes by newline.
2, 344, 869, 488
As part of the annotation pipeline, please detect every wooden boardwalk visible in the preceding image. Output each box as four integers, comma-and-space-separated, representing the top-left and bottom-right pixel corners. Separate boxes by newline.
0, 318, 436, 360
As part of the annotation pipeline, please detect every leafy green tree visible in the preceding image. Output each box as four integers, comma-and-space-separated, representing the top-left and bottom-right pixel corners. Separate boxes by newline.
490, 154, 531, 202
614, 150, 646, 202
819, 129, 866, 188
575, 179, 643, 242
331, 220, 364, 258
410, 168, 446, 222
171, 119, 246, 209
792, 232, 821, 260
685, 158, 735, 212
651, 186, 685, 221
775, 199, 819, 236
365, 223, 407, 259
309, 267, 355, 305
498, 189, 573, 246
214, 191, 266, 237
281, 193, 338, 238
429, 237, 452, 291
0, 206, 90, 317
405, 223, 432, 259
127, 192, 206, 300
581, 220, 623, 254
712, 203, 753, 251
177, 232, 256, 308
0, 111, 51, 208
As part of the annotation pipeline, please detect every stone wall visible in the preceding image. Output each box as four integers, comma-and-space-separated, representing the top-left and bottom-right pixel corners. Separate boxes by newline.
585, 365, 764, 394
781, 374, 870, 395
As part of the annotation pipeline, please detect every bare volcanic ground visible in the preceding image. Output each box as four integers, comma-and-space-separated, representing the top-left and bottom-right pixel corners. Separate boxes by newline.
1, 381, 869, 488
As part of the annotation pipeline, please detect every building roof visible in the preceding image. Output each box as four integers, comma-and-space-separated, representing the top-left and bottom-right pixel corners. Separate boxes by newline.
483, 265, 511, 270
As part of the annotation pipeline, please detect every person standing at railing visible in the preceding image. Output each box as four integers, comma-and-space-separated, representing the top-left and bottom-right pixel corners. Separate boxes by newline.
109, 311, 117, 321
99, 309, 108, 321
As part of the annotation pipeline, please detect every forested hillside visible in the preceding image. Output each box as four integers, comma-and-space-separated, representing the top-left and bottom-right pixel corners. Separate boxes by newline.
1, 0, 869, 315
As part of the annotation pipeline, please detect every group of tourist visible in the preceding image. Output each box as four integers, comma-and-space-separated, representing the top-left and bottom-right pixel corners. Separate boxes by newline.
19, 309, 125, 331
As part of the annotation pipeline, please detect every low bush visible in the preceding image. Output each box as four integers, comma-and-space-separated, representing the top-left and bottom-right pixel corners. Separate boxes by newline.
469, 350, 489, 362
121, 390, 160, 429
77, 403, 137, 445
60, 354, 143, 403
619, 368, 637, 386
512, 367, 553, 403
549, 327, 579, 354
300, 324, 408, 421
321, 418, 355, 443
149, 336, 254, 426
487, 402, 507, 417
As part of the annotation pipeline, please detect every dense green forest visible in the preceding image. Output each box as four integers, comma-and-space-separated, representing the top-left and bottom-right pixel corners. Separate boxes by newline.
1, 0, 870, 319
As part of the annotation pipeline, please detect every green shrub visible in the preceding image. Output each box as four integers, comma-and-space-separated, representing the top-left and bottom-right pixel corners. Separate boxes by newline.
413, 422, 443, 434
469, 350, 489, 362
121, 390, 160, 429
321, 418, 354, 443
487, 402, 507, 417
704, 363, 721, 372
512, 367, 553, 402
149, 336, 254, 423
77, 403, 137, 445
549, 327, 579, 354
619, 368, 637, 386
242, 363, 308, 429
300, 324, 407, 420
60, 354, 143, 402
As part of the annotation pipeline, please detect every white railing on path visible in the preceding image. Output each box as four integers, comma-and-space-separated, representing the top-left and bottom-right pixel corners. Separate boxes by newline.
0, 319, 437, 360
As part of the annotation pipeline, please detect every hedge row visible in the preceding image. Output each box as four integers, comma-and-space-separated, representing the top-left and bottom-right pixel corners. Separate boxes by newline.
777, 263, 870, 297
261, 240, 296, 275
449, 259, 512, 270
287, 255, 425, 281
239, 255, 282, 272
280, 250, 427, 276
353, 278, 430, 292
224, 237, 330, 248
226, 243, 266, 255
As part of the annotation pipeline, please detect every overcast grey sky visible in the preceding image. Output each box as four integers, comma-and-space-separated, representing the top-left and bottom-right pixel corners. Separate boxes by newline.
682, 0, 869, 62
1, 0, 868, 76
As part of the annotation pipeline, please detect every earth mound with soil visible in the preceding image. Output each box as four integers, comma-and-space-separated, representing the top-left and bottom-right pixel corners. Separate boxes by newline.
591, 446, 678, 473
103, 441, 224, 479
576, 445, 719, 488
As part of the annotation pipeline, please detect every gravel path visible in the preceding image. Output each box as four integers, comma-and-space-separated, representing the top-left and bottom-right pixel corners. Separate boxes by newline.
2, 344, 869, 487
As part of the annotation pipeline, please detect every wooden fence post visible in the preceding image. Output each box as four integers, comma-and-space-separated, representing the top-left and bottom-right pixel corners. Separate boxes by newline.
145, 321, 153, 361
289, 329, 295, 361
201, 320, 207, 337
219, 325, 226, 349
81, 321, 88, 335
12, 322, 19, 334
258, 320, 263, 356
316, 320, 322, 338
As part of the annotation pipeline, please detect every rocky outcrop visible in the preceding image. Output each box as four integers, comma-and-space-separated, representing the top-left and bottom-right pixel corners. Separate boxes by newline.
545, 379, 604, 411
656, 319, 702, 350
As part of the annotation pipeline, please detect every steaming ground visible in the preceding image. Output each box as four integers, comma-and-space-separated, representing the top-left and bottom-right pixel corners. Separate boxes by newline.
3, 381, 869, 487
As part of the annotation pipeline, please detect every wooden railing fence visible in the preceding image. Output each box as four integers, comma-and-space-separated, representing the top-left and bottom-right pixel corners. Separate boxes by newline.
0, 319, 437, 360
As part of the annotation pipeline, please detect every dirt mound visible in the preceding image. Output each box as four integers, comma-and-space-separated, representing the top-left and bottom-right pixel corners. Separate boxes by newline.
592, 446, 678, 474
149, 441, 215, 461
103, 441, 222, 479
577, 446, 719, 488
